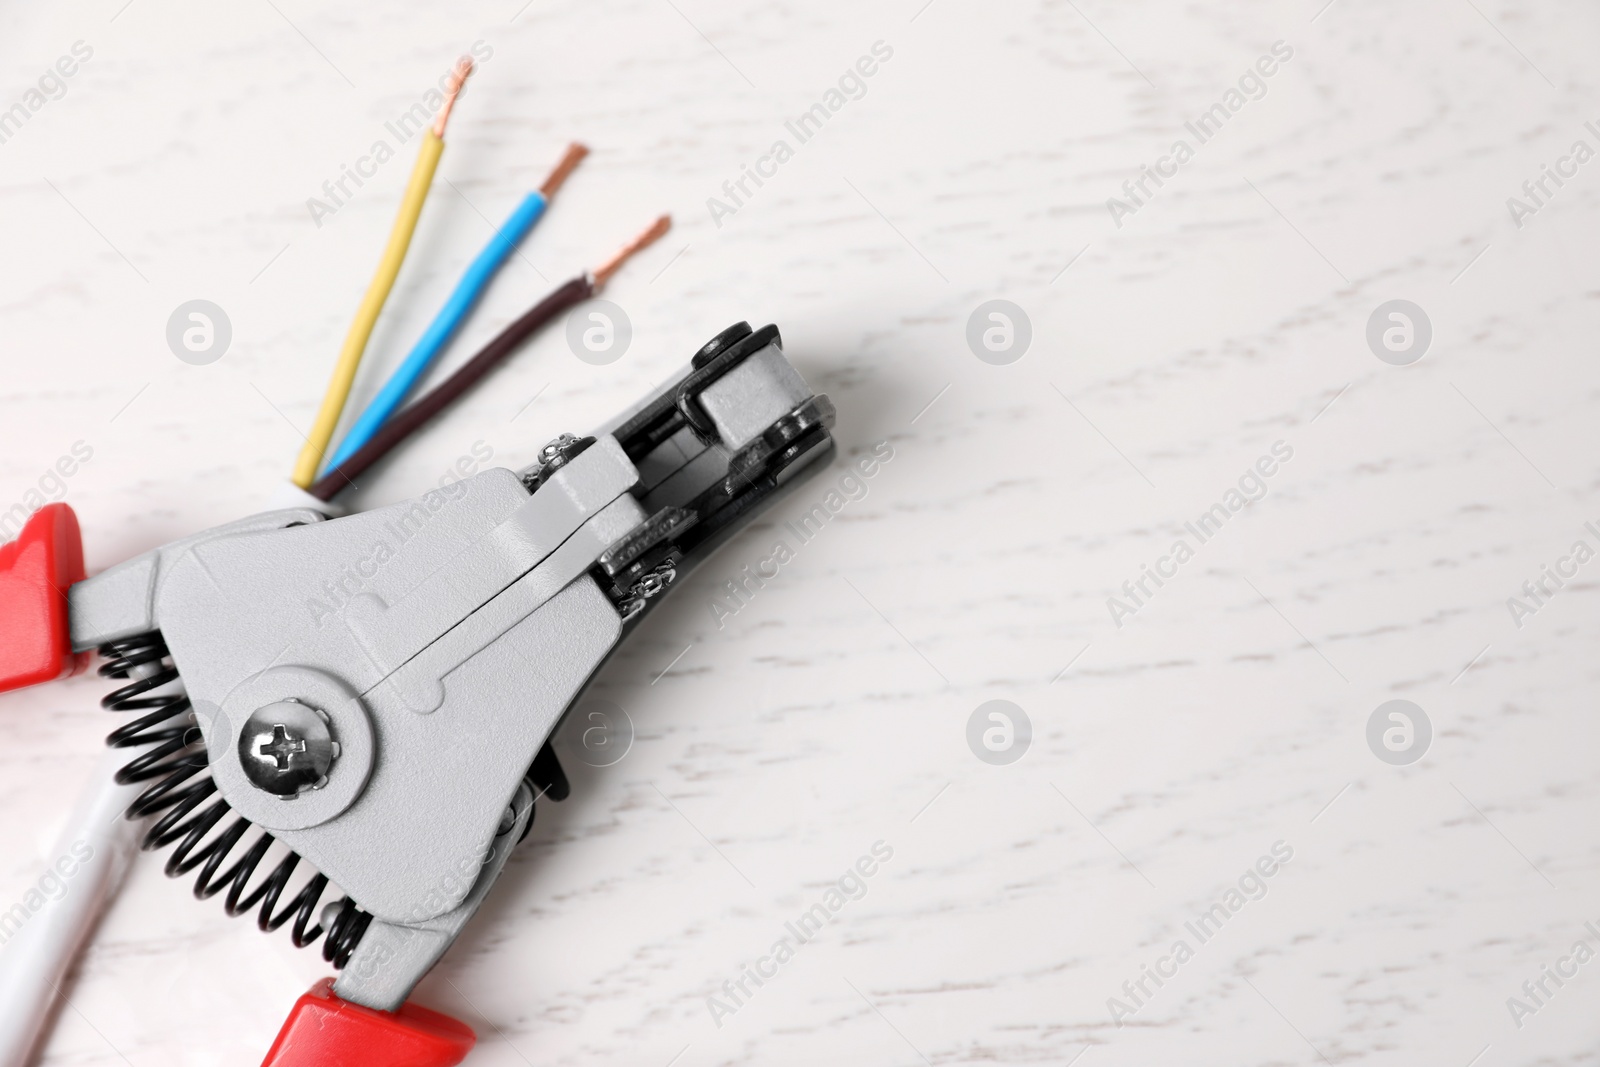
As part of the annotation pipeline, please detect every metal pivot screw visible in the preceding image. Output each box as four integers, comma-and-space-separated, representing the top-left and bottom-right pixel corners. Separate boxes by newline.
239, 700, 340, 798
538, 433, 579, 465
523, 433, 594, 492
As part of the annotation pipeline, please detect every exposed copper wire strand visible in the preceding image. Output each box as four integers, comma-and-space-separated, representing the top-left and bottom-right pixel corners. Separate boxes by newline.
592, 215, 672, 288
431, 56, 475, 138
539, 143, 590, 198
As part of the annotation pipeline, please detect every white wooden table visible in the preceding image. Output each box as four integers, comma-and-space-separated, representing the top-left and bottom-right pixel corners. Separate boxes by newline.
1, 0, 1597, 1063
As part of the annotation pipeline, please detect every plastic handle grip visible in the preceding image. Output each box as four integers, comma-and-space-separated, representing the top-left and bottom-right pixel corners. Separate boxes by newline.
261, 978, 476, 1067
0, 503, 87, 694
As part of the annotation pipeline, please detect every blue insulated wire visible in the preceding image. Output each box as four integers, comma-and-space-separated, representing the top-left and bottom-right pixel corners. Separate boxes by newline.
322, 190, 548, 472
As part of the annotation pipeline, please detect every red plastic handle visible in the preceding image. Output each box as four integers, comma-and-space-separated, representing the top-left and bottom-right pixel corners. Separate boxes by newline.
0, 503, 87, 694
261, 979, 476, 1067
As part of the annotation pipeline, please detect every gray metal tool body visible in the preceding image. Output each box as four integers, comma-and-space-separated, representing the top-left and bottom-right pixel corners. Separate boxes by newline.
66, 324, 834, 1010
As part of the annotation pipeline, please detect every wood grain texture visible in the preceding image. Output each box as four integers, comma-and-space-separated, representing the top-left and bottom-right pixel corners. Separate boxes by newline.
0, 0, 1596, 1063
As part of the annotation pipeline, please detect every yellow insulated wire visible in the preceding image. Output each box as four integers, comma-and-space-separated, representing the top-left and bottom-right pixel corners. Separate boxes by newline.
291, 132, 442, 487
291, 56, 472, 488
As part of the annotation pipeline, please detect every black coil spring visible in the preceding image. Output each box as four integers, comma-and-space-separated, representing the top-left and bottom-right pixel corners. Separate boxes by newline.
99, 633, 372, 966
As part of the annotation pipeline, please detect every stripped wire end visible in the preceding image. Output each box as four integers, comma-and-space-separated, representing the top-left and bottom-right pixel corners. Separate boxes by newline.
592, 215, 672, 288
539, 143, 590, 199
431, 56, 475, 138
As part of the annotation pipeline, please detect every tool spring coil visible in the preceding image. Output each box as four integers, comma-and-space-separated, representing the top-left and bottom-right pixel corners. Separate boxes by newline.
98, 633, 372, 966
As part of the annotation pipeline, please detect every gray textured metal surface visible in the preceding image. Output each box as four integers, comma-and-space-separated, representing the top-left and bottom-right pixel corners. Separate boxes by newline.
698, 344, 812, 452
63, 342, 831, 929
333, 780, 535, 1012
151, 451, 637, 919
66, 508, 328, 651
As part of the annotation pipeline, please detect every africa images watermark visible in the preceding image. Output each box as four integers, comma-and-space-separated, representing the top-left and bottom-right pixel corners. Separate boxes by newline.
305, 441, 495, 628
0, 840, 96, 945
344, 837, 502, 985
1107, 441, 1294, 627
1505, 119, 1600, 230
1107, 840, 1294, 1027
706, 40, 895, 228
305, 40, 494, 228
1505, 520, 1600, 630
707, 440, 895, 629
1106, 41, 1295, 228
706, 840, 895, 1028
1505, 919, 1600, 1030
0, 439, 95, 541
0, 41, 94, 147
